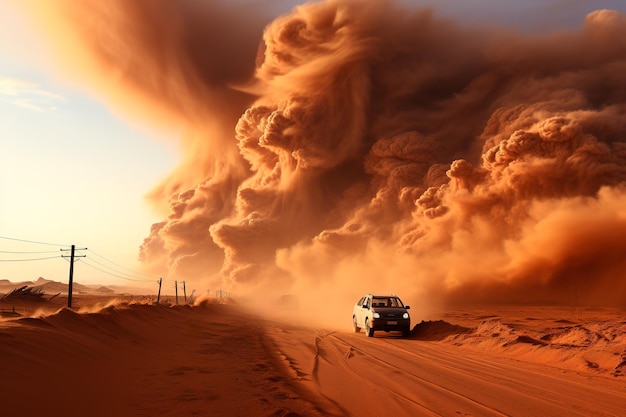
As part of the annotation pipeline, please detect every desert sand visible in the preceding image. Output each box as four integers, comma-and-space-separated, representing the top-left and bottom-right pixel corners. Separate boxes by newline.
1, 287, 625, 417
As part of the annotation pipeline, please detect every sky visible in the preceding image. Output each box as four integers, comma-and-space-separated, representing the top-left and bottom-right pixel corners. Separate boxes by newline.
0, 1, 178, 291
1, 0, 626, 303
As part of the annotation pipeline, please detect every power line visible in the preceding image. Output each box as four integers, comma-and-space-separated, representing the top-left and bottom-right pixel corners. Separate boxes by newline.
0, 235, 162, 284
87, 249, 159, 280
0, 250, 60, 254
79, 259, 155, 283
0, 255, 61, 262
78, 253, 153, 282
0, 235, 71, 247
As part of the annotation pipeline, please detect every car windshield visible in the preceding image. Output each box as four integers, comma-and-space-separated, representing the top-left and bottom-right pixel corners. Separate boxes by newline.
372, 297, 404, 308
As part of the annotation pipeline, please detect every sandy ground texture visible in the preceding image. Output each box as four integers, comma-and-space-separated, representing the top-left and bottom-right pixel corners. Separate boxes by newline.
1, 294, 625, 417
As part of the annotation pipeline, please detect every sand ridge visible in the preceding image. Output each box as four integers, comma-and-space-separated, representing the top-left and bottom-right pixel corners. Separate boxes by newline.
0, 298, 329, 417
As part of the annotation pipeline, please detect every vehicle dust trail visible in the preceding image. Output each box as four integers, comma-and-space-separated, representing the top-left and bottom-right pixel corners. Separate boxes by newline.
265, 325, 626, 417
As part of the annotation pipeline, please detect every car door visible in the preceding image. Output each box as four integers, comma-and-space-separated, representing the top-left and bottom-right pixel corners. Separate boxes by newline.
360, 296, 371, 327
355, 296, 364, 327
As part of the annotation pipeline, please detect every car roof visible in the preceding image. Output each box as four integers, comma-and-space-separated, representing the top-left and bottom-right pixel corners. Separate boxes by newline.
365, 294, 398, 297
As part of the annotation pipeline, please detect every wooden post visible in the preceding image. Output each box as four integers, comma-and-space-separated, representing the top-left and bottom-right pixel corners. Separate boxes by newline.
175, 281, 178, 305
183, 281, 187, 303
67, 245, 75, 308
61, 245, 86, 308
157, 278, 162, 304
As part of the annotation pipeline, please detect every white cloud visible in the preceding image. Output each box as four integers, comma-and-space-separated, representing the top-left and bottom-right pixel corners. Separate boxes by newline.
0, 77, 36, 95
0, 76, 66, 112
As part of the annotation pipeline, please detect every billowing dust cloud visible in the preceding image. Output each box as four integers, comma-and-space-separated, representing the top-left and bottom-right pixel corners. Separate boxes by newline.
25, 0, 626, 307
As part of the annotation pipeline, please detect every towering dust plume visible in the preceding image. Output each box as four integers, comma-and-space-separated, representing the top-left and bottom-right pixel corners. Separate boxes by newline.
25, 0, 626, 306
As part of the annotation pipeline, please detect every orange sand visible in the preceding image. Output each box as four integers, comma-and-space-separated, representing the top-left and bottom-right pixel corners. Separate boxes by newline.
1, 293, 625, 416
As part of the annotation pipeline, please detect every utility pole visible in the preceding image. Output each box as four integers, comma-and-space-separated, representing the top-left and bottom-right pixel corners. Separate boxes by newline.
157, 277, 162, 304
183, 281, 187, 303
60, 245, 86, 308
175, 280, 178, 305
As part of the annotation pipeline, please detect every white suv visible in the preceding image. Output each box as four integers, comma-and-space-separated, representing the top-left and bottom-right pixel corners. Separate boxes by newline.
352, 294, 411, 337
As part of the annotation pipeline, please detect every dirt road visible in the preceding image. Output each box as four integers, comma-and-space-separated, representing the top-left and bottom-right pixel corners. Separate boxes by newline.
266, 323, 626, 417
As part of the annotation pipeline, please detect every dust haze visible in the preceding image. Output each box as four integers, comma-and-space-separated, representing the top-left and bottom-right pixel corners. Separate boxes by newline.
22, 0, 626, 315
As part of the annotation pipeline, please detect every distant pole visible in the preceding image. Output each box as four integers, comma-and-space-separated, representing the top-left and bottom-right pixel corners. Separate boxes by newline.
157, 278, 162, 304
175, 280, 178, 305
61, 244, 86, 308
183, 281, 187, 303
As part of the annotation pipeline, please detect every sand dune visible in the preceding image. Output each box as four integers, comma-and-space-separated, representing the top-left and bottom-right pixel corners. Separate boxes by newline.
1, 293, 625, 416
430, 305, 626, 377
0, 298, 323, 417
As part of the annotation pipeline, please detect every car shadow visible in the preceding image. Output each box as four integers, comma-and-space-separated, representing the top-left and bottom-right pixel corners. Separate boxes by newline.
405, 320, 473, 341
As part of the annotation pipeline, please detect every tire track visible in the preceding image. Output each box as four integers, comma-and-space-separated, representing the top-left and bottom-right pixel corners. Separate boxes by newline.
370, 334, 626, 416
322, 332, 510, 417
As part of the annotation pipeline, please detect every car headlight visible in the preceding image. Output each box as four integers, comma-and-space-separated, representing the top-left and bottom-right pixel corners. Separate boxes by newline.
403, 312, 409, 319
373, 312, 380, 319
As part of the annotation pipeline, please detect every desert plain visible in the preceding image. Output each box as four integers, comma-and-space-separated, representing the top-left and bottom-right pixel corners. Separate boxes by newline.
1, 281, 625, 417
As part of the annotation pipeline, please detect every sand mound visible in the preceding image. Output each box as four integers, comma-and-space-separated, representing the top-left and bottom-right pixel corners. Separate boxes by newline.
409, 320, 472, 341
440, 314, 626, 377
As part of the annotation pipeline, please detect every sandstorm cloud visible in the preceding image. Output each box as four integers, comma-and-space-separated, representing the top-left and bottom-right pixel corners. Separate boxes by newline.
25, 0, 626, 305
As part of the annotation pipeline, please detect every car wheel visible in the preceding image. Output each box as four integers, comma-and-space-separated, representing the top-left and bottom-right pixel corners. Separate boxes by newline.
352, 316, 360, 332
402, 327, 410, 338
365, 318, 374, 337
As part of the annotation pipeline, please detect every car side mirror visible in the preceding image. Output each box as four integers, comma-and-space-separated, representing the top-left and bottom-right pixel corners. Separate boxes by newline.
405, 306, 410, 310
